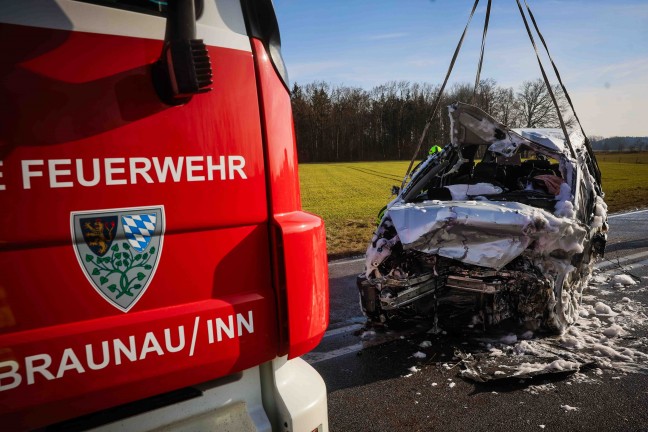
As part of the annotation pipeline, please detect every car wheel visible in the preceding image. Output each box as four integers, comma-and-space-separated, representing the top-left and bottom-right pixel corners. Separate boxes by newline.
544, 269, 583, 334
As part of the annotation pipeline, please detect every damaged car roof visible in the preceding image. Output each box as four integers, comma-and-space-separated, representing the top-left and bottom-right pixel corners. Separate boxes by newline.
448, 102, 584, 156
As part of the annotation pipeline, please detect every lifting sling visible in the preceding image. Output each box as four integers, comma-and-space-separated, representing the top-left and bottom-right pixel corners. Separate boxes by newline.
402, 0, 598, 189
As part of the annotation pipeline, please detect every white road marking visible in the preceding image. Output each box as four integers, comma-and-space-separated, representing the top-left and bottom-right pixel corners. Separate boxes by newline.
596, 258, 648, 280
324, 323, 363, 338
303, 343, 363, 364
607, 209, 648, 219
329, 257, 365, 266
596, 250, 648, 271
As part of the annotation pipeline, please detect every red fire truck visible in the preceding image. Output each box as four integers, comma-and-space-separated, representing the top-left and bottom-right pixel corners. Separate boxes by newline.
0, 1, 329, 430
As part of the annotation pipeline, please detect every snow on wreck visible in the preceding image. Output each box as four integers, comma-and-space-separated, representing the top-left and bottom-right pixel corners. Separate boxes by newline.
359, 102, 608, 334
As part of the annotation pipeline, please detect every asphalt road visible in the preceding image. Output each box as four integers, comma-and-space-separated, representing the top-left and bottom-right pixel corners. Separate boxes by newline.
306, 209, 648, 432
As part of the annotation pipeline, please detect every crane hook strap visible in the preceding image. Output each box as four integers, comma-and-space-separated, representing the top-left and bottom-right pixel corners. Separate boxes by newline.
402, 0, 481, 190
523, 0, 601, 182
515, 0, 576, 159
473, 0, 492, 102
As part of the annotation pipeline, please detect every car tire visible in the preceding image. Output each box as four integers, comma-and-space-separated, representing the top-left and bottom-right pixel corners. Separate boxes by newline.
544, 269, 583, 334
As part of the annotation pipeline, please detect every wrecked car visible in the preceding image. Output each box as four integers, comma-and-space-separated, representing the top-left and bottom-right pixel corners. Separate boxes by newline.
358, 102, 608, 334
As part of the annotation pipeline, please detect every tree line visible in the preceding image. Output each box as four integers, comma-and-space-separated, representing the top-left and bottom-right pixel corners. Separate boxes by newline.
291, 78, 576, 163
590, 136, 648, 152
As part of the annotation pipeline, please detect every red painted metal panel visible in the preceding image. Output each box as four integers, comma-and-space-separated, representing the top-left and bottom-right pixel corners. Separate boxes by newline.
250, 39, 329, 358
1, 297, 277, 430
274, 211, 329, 358
249, 39, 301, 214
0, 24, 267, 246
0, 23, 279, 428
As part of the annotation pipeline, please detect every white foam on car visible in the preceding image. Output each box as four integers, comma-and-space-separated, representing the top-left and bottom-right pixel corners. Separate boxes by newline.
460, 270, 648, 379
445, 183, 503, 200
611, 274, 637, 286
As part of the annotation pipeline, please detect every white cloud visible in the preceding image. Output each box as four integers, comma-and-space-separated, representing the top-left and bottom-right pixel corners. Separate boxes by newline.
406, 56, 444, 69
289, 61, 346, 81
364, 32, 408, 41
571, 77, 648, 137
590, 58, 648, 82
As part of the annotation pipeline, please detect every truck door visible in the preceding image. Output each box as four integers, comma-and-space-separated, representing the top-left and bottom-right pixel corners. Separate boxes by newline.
0, 1, 284, 428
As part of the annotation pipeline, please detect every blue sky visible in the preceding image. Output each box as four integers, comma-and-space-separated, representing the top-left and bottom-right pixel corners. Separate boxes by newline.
274, 0, 648, 137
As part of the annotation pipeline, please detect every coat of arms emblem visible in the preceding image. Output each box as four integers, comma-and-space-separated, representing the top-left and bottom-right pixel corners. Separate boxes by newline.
71, 206, 165, 312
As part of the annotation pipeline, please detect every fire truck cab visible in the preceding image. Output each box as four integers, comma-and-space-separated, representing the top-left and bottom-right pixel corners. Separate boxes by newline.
0, 1, 329, 430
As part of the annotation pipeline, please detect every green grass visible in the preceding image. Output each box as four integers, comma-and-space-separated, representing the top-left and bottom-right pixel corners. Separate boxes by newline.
299, 162, 409, 258
300, 153, 648, 258
596, 152, 648, 164
598, 153, 648, 214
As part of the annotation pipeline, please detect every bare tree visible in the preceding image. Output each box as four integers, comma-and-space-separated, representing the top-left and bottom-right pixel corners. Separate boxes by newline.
516, 79, 560, 128
492, 86, 519, 127
473, 78, 498, 114
553, 85, 578, 129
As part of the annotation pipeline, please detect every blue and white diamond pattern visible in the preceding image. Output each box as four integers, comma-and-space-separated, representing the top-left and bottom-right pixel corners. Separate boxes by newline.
121, 214, 157, 252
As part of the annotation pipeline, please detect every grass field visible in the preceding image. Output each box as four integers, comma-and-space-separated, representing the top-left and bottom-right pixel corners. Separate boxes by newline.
300, 152, 648, 258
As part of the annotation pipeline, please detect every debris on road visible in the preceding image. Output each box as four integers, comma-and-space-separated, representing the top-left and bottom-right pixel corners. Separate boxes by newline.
453, 278, 648, 382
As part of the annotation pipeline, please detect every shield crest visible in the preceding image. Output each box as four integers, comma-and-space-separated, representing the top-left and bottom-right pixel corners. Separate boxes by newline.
122, 214, 157, 252
80, 216, 118, 256
71, 206, 165, 312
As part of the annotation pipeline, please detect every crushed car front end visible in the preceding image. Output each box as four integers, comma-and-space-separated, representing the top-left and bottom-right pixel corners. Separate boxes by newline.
359, 103, 607, 334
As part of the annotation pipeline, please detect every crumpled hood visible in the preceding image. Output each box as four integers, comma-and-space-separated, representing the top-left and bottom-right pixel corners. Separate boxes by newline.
449, 102, 585, 160
387, 200, 587, 270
